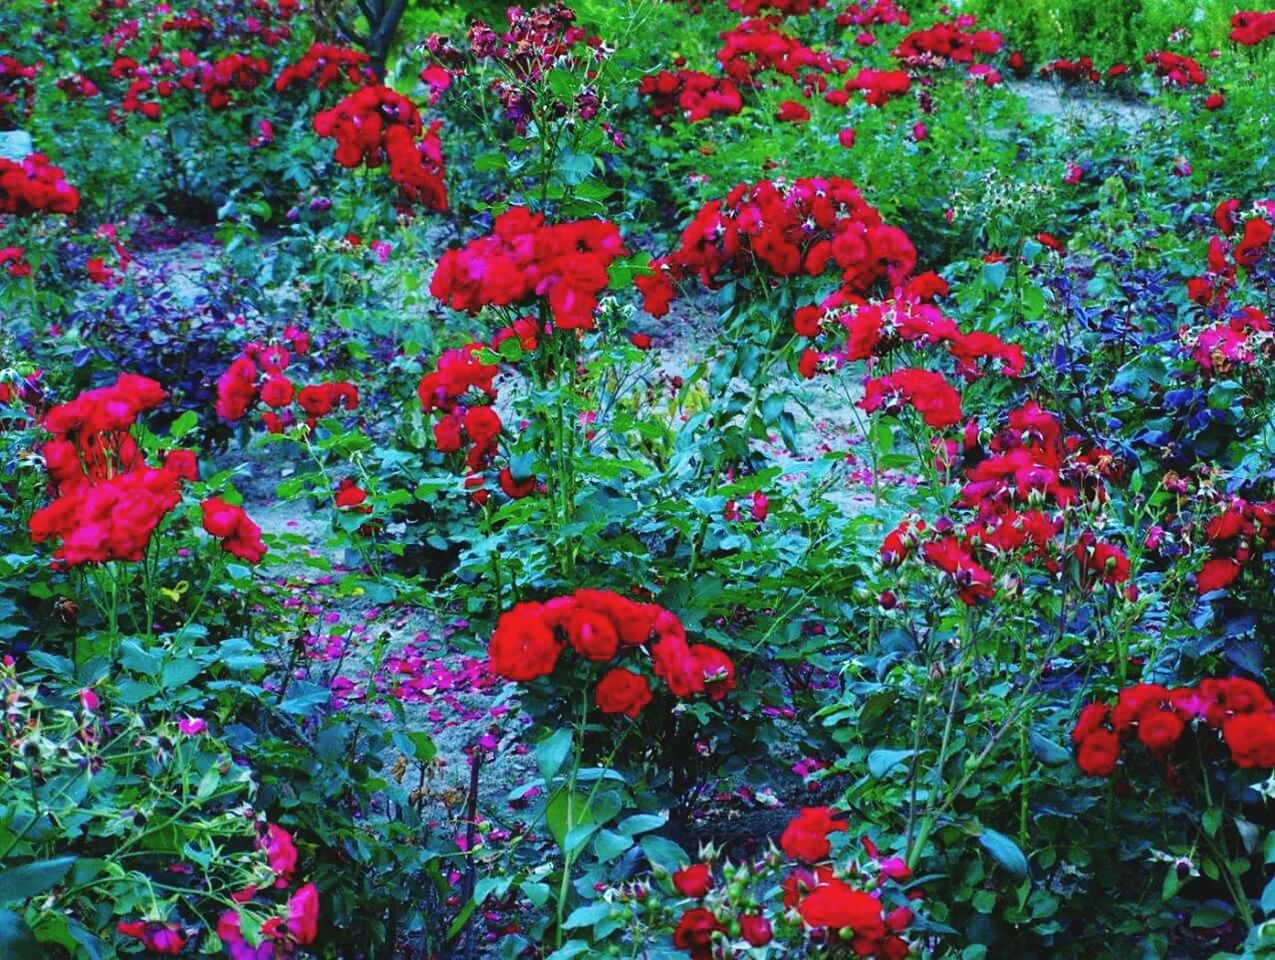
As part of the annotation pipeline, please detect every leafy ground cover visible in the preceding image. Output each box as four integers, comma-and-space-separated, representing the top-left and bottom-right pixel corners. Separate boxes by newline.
1, 1, 1274, 958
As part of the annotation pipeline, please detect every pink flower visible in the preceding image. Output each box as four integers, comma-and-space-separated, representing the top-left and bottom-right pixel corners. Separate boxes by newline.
261, 824, 298, 886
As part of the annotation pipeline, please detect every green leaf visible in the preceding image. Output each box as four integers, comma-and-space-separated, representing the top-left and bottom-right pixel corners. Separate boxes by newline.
1029, 731, 1070, 766
536, 729, 574, 784
1261, 877, 1275, 916
617, 814, 666, 836
593, 829, 633, 862
1203, 807, 1222, 838
0, 857, 76, 903
639, 835, 688, 873
979, 828, 1028, 880
981, 260, 1008, 290
1189, 902, 1234, 928
545, 792, 592, 851
545, 941, 592, 960
168, 410, 199, 439
119, 639, 162, 675
562, 902, 611, 929
160, 658, 203, 689
867, 749, 914, 779
0, 911, 40, 960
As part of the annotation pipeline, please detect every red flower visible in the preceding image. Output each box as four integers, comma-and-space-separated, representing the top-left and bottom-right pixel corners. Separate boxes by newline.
740, 913, 773, 946
776, 99, 811, 123
464, 405, 502, 444
200, 497, 267, 563
499, 467, 537, 499
1223, 712, 1275, 769
673, 863, 712, 897
1198, 556, 1241, 593
1136, 708, 1185, 759
116, 921, 186, 955
260, 376, 295, 408
672, 908, 723, 959
1076, 729, 1120, 777
796, 877, 885, 936
488, 602, 562, 681
433, 416, 463, 453
780, 807, 848, 862
567, 607, 621, 661
595, 668, 653, 718
261, 823, 298, 886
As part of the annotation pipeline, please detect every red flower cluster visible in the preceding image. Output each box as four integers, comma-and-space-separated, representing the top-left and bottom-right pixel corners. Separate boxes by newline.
28, 375, 193, 566
1187, 306, 1271, 375
0, 55, 37, 130
781, 809, 913, 958
116, 921, 185, 955
669, 808, 912, 959
218, 883, 319, 960
637, 69, 744, 123
201, 53, 270, 110
727, 0, 827, 13
0, 246, 31, 277
313, 84, 447, 211
57, 74, 101, 99
960, 402, 1118, 511
486, 590, 736, 711
892, 17, 1003, 67
1231, 10, 1275, 45
215, 335, 358, 433
637, 178, 914, 318
1196, 498, 1275, 594
416, 329, 545, 501
201, 497, 267, 563
716, 19, 849, 88
1142, 50, 1207, 87
0, 154, 80, 215
1186, 199, 1274, 313
431, 206, 626, 330
1072, 678, 1275, 777
791, 280, 1024, 384
844, 67, 912, 106
835, 1, 910, 27
275, 43, 371, 92
878, 400, 1131, 605
1038, 56, 1102, 84
861, 367, 963, 428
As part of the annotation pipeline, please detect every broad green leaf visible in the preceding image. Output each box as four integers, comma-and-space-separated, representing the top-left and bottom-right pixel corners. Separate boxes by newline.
979, 828, 1028, 880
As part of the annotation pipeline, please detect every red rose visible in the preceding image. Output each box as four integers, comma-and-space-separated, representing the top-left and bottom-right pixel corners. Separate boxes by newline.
1076, 729, 1120, 777
1136, 707, 1185, 758
797, 878, 885, 935
780, 807, 847, 862
566, 607, 620, 661
499, 467, 536, 499
464, 405, 502, 444
672, 908, 723, 958
488, 603, 562, 681
163, 449, 198, 481
1198, 556, 1242, 594
433, 416, 463, 453
673, 863, 712, 898
1071, 703, 1110, 745
595, 668, 653, 718
261, 376, 295, 408
1224, 712, 1275, 768
740, 913, 773, 946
